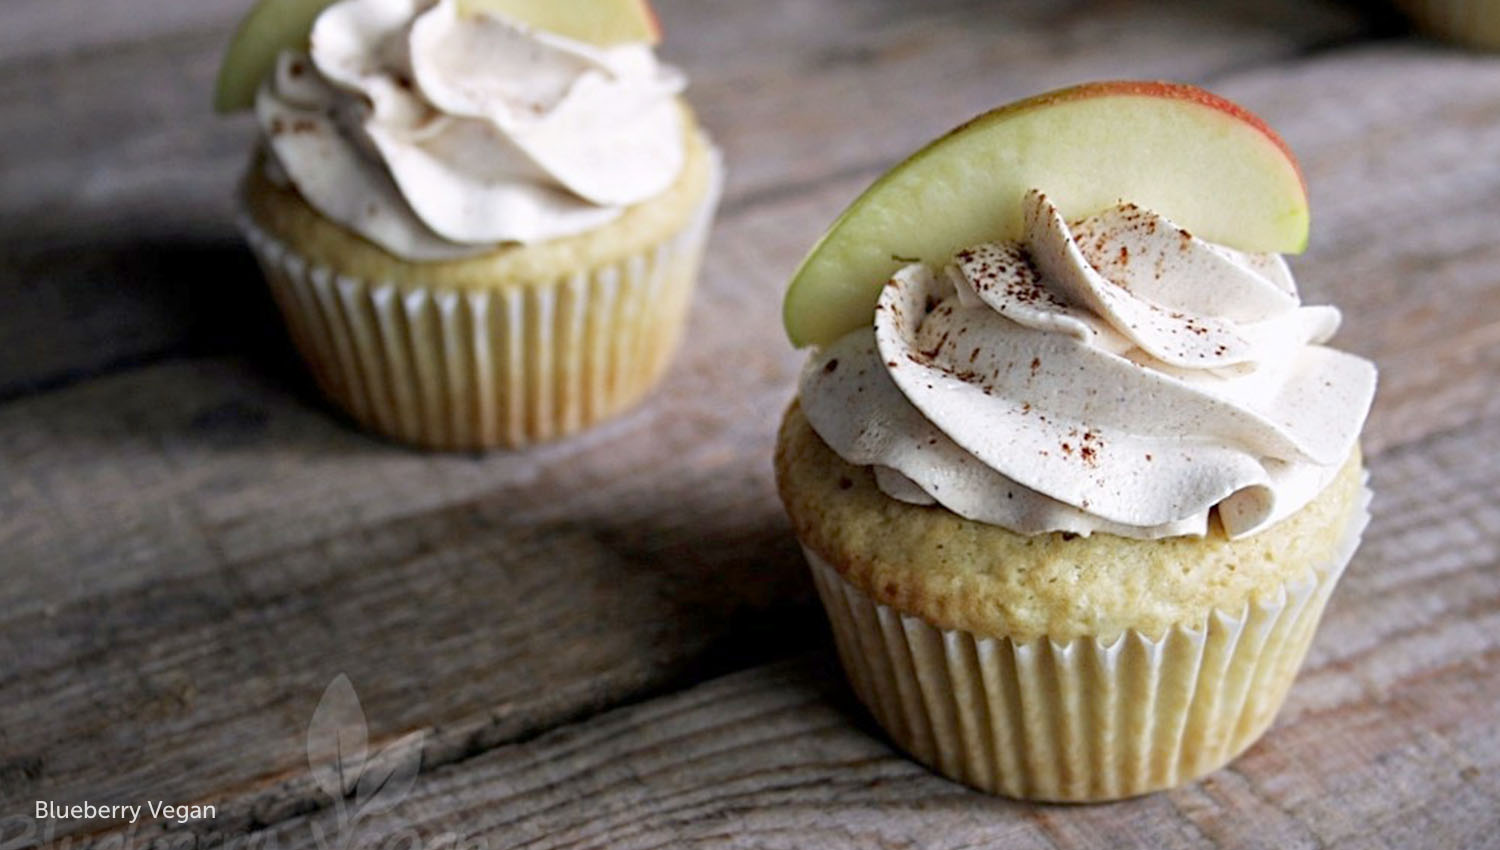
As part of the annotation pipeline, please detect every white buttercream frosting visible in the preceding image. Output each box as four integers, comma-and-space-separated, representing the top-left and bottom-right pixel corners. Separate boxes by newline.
799, 190, 1376, 540
255, 0, 686, 259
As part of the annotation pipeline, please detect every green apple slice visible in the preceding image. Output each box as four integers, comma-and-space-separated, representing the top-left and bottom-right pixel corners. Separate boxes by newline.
214, 0, 337, 113
782, 80, 1310, 348
458, 0, 660, 46
215, 0, 662, 113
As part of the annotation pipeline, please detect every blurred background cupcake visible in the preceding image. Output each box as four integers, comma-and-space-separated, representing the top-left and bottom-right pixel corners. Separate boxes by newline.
1396, 0, 1500, 48
221, 0, 723, 450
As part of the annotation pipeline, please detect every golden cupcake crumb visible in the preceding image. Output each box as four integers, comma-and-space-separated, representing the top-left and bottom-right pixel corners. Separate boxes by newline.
775, 401, 1364, 642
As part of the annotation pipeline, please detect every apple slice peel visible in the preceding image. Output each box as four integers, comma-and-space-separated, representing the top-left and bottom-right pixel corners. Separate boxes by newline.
782, 81, 1310, 348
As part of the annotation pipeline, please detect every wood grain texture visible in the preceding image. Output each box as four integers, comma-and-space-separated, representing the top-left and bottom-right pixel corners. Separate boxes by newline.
1228, 45, 1500, 456
0, 351, 814, 844
0, 0, 1375, 397
0, 0, 246, 69
127, 411, 1500, 850
0, 0, 1497, 848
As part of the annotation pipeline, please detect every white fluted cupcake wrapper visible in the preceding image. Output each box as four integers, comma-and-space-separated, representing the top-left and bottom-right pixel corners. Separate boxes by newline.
238, 149, 723, 450
806, 485, 1371, 802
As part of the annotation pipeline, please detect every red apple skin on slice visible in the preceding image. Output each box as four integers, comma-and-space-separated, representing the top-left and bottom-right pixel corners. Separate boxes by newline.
782, 81, 1310, 348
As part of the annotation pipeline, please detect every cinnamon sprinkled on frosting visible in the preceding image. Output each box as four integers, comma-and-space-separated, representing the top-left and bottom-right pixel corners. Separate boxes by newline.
799, 191, 1376, 539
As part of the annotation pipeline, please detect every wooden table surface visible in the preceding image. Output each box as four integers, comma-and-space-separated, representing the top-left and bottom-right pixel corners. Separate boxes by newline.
3, 1, 1499, 847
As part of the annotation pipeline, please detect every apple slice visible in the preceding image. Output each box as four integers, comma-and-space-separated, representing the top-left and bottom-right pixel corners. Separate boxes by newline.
782, 81, 1309, 348
214, 0, 337, 113
458, 0, 659, 46
215, 0, 661, 113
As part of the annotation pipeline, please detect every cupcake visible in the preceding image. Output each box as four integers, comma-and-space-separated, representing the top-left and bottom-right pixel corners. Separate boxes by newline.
774, 82, 1377, 801
218, 0, 722, 449
1397, 0, 1500, 49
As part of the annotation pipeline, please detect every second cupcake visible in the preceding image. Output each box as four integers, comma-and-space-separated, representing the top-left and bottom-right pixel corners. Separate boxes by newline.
221, 0, 722, 449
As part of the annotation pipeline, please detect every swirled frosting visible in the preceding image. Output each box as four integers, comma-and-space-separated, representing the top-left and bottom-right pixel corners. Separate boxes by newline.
800, 190, 1376, 539
255, 0, 686, 259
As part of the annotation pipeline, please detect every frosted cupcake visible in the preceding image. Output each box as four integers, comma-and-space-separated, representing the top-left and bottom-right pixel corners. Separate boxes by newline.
220, 0, 722, 449
774, 82, 1376, 800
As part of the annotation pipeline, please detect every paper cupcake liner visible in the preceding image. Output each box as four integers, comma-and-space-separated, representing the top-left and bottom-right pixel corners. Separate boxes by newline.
237, 149, 723, 450
1399, 0, 1500, 48
805, 485, 1371, 802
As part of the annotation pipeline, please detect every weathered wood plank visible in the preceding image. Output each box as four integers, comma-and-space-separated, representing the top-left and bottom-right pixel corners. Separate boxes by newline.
1225, 45, 1500, 456
0, 0, 1376, 396
0, 354, 815, 844
0, 0, 245, 70
126, 411, 1500, 850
